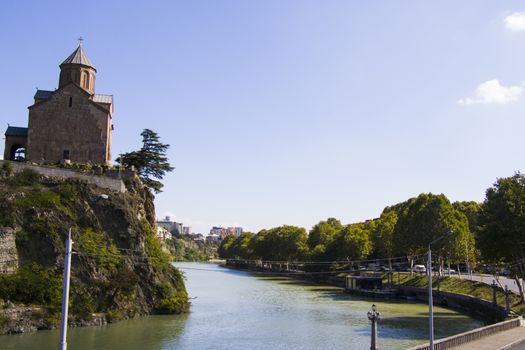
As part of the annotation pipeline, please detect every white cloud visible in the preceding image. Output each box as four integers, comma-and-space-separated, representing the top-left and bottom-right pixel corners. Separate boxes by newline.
505, 12, 525, 31
458, 79, 523, 105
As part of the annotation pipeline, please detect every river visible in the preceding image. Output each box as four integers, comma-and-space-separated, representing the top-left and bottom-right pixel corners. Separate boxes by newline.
1, 262, 482, 350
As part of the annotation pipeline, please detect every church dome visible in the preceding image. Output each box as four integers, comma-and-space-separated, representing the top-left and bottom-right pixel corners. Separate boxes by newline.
60, 45, 95, 69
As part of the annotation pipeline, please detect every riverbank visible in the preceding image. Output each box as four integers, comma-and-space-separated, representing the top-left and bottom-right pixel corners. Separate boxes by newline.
0, 303, 108, 334
224, 260, 514, 324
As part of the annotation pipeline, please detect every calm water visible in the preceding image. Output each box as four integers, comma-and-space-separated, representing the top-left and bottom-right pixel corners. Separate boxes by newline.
2, 263, 482, 350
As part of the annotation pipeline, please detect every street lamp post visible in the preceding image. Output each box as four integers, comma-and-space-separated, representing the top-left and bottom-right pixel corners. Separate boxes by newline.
428, 231, 453, 350
368, 304, 381, 350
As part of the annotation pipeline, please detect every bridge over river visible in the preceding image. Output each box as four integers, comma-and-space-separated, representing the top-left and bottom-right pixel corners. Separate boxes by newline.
1, 262, 484, 350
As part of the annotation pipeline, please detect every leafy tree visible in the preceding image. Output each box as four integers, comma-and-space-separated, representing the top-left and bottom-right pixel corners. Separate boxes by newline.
326, 223, 373, 261
307, 218, 342, 260
392, 193, 473, 272
218, 235, 237, 259
453, 201, 481, 237
253, 226, 308, 261
478, 173, 525, 301
230, 232, 255, 259
371, 210, 398, 267
117, 129, 174, 193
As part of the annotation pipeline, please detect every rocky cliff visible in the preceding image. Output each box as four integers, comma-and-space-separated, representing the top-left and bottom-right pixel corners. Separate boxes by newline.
0, 166, 188, 334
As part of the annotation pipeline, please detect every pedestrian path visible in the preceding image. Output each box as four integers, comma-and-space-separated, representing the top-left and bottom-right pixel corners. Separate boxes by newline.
451, 326, 525, 350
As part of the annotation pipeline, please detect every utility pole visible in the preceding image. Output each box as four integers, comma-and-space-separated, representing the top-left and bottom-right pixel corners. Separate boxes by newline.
505, 285, 511, 315
465, 241, 471, 280
58, 229, 73, 350
492, 280, 497, 306
428, 245, 434, 350
428, 231, 453, 350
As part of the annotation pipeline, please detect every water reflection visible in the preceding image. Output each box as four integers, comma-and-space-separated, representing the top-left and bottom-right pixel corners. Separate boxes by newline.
1, 314, 189, 350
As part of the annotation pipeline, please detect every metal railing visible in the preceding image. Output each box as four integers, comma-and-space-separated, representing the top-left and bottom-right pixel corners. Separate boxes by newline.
406, 317, 522, 350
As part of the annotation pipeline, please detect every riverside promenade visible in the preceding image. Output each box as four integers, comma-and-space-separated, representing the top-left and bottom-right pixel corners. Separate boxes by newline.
407, 318, 525, 350
452, 326, 525, 350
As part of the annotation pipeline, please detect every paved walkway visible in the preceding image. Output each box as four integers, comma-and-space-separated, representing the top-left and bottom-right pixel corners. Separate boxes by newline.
450, 326, 525, 350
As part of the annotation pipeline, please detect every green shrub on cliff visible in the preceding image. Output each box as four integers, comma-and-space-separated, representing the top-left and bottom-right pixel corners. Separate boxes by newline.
77, 228, 123, 272
154, 280, 188, 314
0, 161, 13, 177
14, 187, 75, 219
70, 281, 96, 319
142, 219, 171, 269
0, 263, 61, 313
28, 218, 61, 245
9, 169, 40, 186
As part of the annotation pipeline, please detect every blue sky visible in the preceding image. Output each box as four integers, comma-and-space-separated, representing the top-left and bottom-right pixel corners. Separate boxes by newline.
2, 1, 525, 234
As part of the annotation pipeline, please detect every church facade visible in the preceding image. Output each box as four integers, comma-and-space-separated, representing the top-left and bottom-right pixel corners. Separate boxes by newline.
4, 43, 113, 165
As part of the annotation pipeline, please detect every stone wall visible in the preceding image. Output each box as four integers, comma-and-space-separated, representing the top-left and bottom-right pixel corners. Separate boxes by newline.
27, 84, 111, 164
0, 161, 126, 193
0, 228, 18, 274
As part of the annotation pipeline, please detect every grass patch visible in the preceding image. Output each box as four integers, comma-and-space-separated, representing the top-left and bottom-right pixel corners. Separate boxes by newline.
9, 169, 40, 186
388, 273, 525, 315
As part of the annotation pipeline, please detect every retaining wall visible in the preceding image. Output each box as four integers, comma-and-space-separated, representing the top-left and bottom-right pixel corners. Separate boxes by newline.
0, 160, 126, 193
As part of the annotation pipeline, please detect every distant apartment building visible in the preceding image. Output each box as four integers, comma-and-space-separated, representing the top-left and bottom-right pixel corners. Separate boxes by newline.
156, 226, 172, 241
156, 216, 183, 236
183, 226, 191, 235
208, 226, 243, 240
191, 233, 205, 241
206, 234, 221, 242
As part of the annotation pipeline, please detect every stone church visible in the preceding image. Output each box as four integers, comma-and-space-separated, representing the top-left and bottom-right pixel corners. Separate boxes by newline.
4, 43, 113, 165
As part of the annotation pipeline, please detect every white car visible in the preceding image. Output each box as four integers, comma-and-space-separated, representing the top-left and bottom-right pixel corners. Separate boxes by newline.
414, 265, 427, 273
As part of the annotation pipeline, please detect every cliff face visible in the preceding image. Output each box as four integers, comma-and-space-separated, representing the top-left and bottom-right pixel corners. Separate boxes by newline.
0, 168, 188, 334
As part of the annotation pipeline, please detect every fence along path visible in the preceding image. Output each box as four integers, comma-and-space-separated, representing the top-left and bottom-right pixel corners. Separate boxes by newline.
406, 318, 524, 350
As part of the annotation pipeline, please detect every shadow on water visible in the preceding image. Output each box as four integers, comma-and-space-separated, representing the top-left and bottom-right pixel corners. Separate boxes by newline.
1, 314, 190, 350
355, 314, 481, 341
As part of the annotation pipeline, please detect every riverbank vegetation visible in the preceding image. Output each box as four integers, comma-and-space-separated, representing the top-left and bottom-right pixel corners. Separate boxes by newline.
219, 172, 525, 302
165, 236, 219, 261
390, 274, 525, 316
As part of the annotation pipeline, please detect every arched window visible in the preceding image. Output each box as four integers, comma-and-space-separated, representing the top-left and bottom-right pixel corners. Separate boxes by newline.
9, 145, 26, 161
82, 72, 88, 89
14, 147, 25, 161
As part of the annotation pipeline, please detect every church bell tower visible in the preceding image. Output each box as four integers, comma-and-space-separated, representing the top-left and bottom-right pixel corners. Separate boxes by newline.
58, 38, 97, 95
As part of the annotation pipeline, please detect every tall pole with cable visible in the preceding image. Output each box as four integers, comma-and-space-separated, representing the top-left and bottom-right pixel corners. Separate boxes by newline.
57, 194, 108, 350
58, 228, 73, 350
428, 245, 434, 349
428, 230, 453, 350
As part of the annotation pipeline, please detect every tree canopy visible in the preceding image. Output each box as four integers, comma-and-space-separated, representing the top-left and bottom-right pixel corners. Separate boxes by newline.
215, 172, 525, 284
117, 129, 174, 193
478, 173, 525, 263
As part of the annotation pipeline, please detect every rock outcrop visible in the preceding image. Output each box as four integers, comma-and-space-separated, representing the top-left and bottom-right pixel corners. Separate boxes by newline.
0, 168, 188, 334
